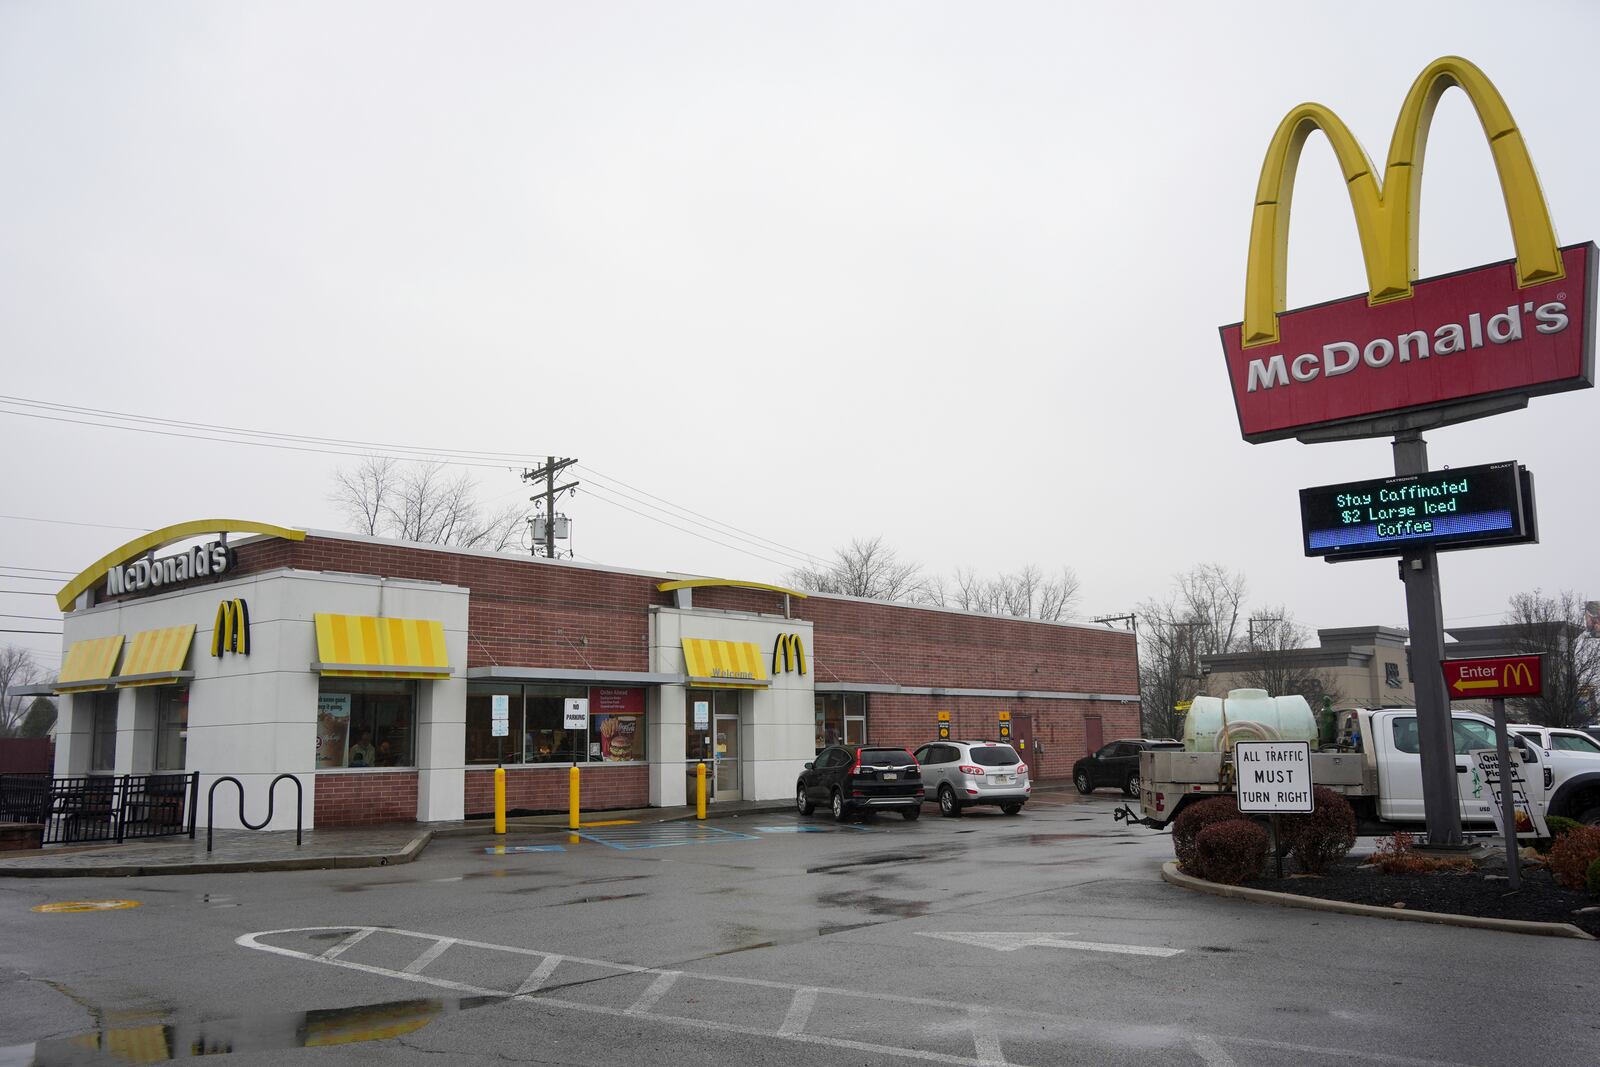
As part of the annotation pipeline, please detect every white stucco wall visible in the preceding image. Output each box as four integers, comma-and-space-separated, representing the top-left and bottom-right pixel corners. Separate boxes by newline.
57, 567, 469, 830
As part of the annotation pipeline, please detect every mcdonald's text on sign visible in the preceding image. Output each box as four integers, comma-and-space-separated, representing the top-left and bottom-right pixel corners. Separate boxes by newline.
1441, 655, 1543, 699
1219, 57, 1595, 443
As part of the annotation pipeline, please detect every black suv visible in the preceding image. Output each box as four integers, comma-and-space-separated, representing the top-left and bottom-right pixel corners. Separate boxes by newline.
1072, 739, 1183, 797
798, 746, 923, 821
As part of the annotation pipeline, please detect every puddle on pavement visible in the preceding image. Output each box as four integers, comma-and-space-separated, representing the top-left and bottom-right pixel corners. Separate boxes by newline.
4, 996, 494, 1064
816, 889, 928, 919
1025, 833, 1097, 845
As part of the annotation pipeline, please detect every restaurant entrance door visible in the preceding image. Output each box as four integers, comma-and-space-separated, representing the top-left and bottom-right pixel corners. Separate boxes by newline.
685, 689, 742, 802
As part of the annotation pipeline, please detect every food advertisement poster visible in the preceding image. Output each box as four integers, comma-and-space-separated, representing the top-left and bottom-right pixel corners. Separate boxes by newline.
316, 693, 351, 769
594, 713, 640, 761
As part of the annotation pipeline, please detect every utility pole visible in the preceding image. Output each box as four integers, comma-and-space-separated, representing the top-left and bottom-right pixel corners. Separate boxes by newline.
520, 457, 579, 559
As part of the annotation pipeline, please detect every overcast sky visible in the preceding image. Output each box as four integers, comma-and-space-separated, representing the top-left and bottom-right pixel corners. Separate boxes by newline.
3, 1, 1596, 670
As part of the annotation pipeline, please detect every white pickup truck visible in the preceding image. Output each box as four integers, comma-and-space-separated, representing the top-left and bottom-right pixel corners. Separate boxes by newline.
1128, 707, 1559, 829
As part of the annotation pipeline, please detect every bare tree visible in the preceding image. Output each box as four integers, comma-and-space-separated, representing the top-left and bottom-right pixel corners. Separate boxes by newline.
1506, 589, 1600, 728
1232, 608, 1342, 708
0, 646, 43, 738
330, 455, 395, 535
788, 537, 927, 602
331, 459, 525, 552
937, 564, 1080, 620
1135, 564, 1250, 738
1176, 562, 1248, 656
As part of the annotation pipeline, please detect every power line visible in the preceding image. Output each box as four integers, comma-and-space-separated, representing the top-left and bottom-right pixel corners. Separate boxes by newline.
0, 590, 56, 597
577, 463, 828, 566
0, 614, 61, 622
0, 514, 151, 533
579, 486, 798, 571
0, 573, 60, 583
0, 564, 75, 575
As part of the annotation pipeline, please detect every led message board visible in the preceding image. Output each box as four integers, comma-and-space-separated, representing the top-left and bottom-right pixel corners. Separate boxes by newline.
1300, 461, 1532, 560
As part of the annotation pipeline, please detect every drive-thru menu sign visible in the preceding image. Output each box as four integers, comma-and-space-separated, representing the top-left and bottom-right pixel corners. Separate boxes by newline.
1233, 741, 1314, 813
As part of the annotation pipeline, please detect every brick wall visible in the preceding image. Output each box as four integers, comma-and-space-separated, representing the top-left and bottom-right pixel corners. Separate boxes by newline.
863, 695, 1140, 781
315, 771, 419, 826
464, 764, 648, 816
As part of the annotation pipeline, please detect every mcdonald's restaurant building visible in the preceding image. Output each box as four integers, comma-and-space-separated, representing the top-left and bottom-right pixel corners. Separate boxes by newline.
39, 522, 1140, 829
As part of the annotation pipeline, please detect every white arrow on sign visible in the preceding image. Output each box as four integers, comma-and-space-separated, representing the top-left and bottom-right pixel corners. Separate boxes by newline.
916, 931, 1182, 958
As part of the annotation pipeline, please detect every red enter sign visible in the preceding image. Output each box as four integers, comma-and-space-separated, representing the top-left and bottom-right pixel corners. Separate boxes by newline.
1441, 655, 1544, 699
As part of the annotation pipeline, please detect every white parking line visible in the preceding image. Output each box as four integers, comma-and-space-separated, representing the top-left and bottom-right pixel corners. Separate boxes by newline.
403, 937, 456, 974
776, 986, 817, 1036
237, 927, 1485, 1067
626, 971, 681, 1015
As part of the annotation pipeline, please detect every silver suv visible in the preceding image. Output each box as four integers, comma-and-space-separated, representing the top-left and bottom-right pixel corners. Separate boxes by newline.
910, 740, 1030, 817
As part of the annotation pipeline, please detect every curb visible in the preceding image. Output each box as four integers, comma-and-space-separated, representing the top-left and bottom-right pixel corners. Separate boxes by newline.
0, 831, 435, 879
1161, 860, 1596, 940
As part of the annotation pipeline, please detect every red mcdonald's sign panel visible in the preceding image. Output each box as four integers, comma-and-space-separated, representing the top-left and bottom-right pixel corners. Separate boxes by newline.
1440, 654, 1543, 699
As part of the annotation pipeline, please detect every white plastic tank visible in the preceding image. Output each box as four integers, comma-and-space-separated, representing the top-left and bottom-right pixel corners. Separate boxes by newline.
1182, 688, 1318, 752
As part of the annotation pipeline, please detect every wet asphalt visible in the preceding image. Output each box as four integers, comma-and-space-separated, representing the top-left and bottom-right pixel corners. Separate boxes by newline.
1, 791, 1595, 1066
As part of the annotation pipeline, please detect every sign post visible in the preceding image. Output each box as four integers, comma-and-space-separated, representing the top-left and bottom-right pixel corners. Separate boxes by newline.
1234, 741, 1314, 880
1441, 654, 1545, 887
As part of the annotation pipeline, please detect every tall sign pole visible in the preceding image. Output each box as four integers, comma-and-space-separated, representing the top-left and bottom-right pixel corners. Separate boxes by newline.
1393, 433, 1462, 846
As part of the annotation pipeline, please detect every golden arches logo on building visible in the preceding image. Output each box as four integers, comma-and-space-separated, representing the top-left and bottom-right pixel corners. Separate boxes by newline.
212, 598, 251, 657
1243, 55, 1563, 349
771, 633, 807, 675
1504, 660, 1534, 690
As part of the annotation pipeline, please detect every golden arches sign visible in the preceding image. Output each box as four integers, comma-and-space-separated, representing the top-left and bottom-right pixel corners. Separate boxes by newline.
1505, 661, 1534, 690
771, 633, 807, 676
1243, 55, 1563, 348
212, 598, 251, 657
56, 520, 304, 611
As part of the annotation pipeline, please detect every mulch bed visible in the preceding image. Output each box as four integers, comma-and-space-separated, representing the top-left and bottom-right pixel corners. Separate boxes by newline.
1242, 860, 1600, 938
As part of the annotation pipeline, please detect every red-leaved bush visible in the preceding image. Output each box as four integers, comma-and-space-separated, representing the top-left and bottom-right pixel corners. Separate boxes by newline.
1548, 825, 1600, 890
1171, 796, 1242, 871
1192, 819, 1269, 885
1278, 786, 1358, 875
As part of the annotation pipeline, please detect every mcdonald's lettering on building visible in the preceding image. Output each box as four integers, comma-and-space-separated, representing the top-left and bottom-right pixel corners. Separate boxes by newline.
1218, 57, 1595, 443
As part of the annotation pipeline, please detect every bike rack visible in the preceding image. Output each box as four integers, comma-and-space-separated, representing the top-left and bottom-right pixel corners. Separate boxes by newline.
206, 773, 303, 852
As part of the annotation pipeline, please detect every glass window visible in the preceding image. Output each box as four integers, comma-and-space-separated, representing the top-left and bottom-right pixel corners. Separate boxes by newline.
1094, 743, 1120, 760
155, 687, 189, 772
466, 684, 523, 765
969, 745, 1020, 766
1452, 720, 1496, 755
1553, 733, 1600, 754
90, 692, 118, 772
1391, 718, 1420, 754
523, 684, 589, 764
815, 693, 868, 751
316, 679, 416, 769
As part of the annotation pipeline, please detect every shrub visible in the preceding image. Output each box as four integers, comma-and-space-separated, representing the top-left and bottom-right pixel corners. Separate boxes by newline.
1364, 831, 1476, 875
1548, 826, 1600, 890
1587, 857, 1600, 897
1278, 787, 1358, 875
1172, 796, 1242, 871
1192, 819, 1269, 885
1533, 815, 1585, 854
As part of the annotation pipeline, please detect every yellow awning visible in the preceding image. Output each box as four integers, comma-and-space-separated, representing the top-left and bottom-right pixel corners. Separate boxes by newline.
117, 625, 197, 687
54, 635, 125, 694
314, 614, 451, 679
682, 639, 769, 688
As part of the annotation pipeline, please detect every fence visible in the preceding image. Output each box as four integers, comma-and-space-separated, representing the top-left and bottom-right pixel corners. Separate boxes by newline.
0, 772, 199, 845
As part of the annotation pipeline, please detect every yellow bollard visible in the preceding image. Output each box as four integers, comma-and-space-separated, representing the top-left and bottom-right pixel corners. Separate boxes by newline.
494, 766, 507, 835
696, 761, 707, 820
569, 765, 581, 830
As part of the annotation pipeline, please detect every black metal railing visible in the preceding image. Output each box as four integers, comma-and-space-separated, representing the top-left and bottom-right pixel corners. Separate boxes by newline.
0, 772, 199, 845
206, 773, 302, 852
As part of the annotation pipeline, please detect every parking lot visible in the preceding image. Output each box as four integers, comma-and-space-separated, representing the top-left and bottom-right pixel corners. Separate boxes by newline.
2, 790, 1596, 1066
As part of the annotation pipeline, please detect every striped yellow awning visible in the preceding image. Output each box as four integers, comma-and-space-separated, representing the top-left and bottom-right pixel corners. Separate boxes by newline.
117, 625, 197, 687
682, 639, 769, 688
54, 635, 125, 694
314, 614, 451, 679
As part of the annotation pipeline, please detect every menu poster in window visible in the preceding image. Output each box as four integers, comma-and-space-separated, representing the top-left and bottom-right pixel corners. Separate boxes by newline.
595, 713, 639, 761
590, 687, 644, 714
316, 694, 351, 769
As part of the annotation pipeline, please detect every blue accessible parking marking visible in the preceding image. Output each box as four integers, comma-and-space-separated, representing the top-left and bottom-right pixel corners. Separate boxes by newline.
752, 826, 830, 834
484, 845, 566, 855
573, 824, 758, 850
